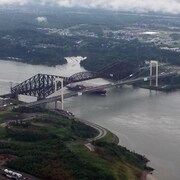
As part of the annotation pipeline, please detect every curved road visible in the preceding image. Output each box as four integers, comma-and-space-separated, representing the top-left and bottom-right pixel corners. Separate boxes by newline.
78, 118, 108, 141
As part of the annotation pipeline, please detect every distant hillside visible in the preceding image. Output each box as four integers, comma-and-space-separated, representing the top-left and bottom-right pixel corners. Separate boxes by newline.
0, 7, 179, 68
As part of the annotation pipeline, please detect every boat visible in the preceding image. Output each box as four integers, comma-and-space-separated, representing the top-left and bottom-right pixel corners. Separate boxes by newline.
66, 84, 107, 95
66, 84, 85, 91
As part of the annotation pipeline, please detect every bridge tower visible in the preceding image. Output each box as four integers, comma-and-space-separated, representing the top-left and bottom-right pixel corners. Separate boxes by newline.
54, 78, 64, 110
150, 60, 159, 87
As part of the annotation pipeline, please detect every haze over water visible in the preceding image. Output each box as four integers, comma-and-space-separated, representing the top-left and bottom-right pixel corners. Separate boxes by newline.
0, 59, 180, 180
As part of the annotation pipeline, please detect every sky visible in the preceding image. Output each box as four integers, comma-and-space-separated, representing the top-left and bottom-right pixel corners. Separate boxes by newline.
0, 0, 180, 14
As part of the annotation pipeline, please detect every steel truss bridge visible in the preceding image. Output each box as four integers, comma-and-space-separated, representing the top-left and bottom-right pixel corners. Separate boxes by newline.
10, 61, 136, 100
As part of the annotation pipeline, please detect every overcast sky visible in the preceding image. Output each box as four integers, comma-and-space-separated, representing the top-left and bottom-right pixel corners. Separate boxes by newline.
1, 0, 180, 14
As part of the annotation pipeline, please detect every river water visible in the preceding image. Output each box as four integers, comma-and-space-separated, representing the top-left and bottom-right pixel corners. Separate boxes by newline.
0, 59, 180, 180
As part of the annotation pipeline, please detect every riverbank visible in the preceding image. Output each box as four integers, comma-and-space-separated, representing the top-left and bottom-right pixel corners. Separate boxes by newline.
77, 117, 154, 180
0, 104, 154, 179
136, 84, 180, 92
55, 109, 154, 179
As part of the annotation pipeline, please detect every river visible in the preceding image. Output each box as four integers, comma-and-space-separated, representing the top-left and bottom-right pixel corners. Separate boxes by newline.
0, 59, 180, 180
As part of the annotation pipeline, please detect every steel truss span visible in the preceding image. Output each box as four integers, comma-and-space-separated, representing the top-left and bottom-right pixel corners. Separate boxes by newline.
11, 74, 68, 100
10, 61, 139, 100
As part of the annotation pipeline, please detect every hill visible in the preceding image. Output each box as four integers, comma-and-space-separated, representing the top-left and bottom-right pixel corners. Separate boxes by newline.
0, 106, 153, 179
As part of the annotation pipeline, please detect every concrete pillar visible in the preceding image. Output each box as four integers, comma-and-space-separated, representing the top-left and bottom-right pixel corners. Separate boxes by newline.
61, 80, 64, 110
150, 60, 158, 87
156, 63, 158, 87
55, 100, 57, 109
54, 78, 64, 110
150, 63, 152, 86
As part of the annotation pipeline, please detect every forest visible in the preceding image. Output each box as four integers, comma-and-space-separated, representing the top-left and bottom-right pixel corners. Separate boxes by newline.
0, 7, 180, 69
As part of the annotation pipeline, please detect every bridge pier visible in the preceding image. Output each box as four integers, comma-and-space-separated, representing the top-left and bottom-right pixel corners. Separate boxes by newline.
54, 78, 64, 110
55, 100, 57, 109
150, 60, 159, 87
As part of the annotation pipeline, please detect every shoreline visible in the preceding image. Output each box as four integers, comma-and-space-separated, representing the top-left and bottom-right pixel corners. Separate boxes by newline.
0, 105, 155, 179
136, 84, 180, 93
77, 117, 155, 180
77, 118, 119, 144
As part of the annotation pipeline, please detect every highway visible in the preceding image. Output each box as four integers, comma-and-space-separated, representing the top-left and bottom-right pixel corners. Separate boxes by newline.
24, 71, 178, 107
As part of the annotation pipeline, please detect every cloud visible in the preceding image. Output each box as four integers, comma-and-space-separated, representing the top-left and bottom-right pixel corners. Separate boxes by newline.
36, 16, 48, 23
0, 0, 180, 14
56, 0, 180, 14
0, 0, 27, 5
